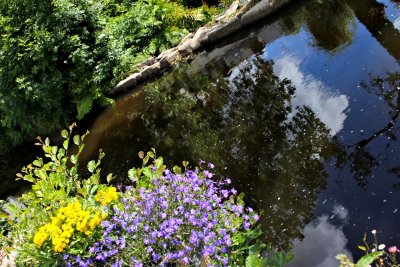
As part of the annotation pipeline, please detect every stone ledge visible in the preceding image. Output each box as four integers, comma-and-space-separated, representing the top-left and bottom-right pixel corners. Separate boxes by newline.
109, 0, 293, 96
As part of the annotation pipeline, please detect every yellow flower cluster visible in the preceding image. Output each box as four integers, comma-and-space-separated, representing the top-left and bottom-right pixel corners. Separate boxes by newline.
33, 201, 106, 252
95, 186, 118, 206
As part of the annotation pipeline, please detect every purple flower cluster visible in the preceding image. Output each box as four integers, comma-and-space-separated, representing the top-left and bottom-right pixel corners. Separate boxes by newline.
66, 164, 259, 266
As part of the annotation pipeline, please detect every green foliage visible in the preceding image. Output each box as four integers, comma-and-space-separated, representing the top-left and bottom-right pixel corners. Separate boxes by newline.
336, 252, 384, 267
1, 125, 117, 265
0, 0, 219, 152
356, 251, 384, 267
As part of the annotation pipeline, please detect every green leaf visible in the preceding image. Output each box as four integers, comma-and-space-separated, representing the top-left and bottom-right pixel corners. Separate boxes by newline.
106, 173, 114, 183
143, 155, 150, 166
63, 140, 69, 150
358, 246, 367, 251
87, 160, 96, 173
90, 174, 100, 185
90, 185, 99, 195
265, 252, 294, 267
70, 155, 78, 165
128, 168, 136, 181
173, 166, 182, 174
246, 254, 263, 267
142, 167, 153, 179
155, 157, 164, 169
32, 159, 43, 167
51, 146, 58, 155
147, 151, 155, 158
61, 129, 69, 139
356, 251, 383, 267
76, 96, 94, 120
73, 135, 80, 146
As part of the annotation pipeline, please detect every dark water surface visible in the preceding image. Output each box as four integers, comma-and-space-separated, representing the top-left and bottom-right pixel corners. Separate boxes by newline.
2, 0, 400, 265
79, 0, 400, 265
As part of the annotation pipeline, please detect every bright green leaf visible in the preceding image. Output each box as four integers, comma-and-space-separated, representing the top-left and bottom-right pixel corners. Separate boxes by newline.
356, 251, 383, 267
87, 160, 96, 173
61, 129, 69, 139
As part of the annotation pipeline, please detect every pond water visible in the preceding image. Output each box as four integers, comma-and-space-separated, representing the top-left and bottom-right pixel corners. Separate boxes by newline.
1, 0, 400, 265
80, 0, 400, 265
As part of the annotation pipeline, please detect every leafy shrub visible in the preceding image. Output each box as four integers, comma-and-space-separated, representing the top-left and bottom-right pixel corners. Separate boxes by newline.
1, 125, 118, 265
0, 0, 218, 152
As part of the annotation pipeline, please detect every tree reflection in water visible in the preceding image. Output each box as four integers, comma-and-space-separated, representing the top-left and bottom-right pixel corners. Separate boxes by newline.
347, 72, 400, 188
81, 56, 340, 249
280, 0, 357, 52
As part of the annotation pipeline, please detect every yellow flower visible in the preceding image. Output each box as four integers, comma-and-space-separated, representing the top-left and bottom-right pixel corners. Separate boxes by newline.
33, 227, 48, 247
33, 200, 107, 252
95, 187, 118, 205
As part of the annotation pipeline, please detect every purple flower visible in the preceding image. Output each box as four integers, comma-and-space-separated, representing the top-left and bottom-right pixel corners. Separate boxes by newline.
64, 164, 259, 267
231, 188, 237, 195
253, 214, 260, 222
203, 170, 214, 178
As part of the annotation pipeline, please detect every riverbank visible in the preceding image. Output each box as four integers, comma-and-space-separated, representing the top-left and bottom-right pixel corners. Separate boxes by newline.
109, 0, 293, 96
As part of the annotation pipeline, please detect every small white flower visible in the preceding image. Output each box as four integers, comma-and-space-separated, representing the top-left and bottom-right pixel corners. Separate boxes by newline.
371, 229, 377, 235
371, 248, 376, 252
378, 244, 386, 250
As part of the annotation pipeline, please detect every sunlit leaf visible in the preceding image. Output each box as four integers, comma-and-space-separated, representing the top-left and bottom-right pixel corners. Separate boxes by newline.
356, 251, 383, 267
61, 129, 69, 139
87, 160, 96, 173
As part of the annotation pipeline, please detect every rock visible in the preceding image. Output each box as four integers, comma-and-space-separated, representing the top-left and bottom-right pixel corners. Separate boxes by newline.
225, 0, 240, 18
112, 72, 142, 94
156, 47, 177, 60
0, 250, 16, 267
140, 63, 161, 78
162, 49, 180, 64
241, 0, 292, 26
109, 0, 295, 97
178, 38, 193, 56
178, 32, 194, 45
134, 56, 156, 70
190, 27, 210, 51
206, 18, 241, 44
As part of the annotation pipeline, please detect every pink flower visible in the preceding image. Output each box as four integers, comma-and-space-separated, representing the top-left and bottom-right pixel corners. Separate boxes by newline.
388, 246, 398, 253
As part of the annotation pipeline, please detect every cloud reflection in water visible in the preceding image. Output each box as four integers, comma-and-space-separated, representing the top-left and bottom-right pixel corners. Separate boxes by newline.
273, 55, 349, 136
288, 205, 353, 267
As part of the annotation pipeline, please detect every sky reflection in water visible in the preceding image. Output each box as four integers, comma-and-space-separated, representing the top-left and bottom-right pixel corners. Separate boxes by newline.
73, 0, 400, 265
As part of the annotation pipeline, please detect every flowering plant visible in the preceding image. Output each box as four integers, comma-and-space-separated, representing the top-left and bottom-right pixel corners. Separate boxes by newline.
1, 125, 118, 265
1, 128, 293, 266
337, 230, 399, 267
65, 152, 269, 266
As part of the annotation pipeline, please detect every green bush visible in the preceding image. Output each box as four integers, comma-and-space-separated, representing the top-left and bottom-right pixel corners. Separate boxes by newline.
0, 0, 218, 152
